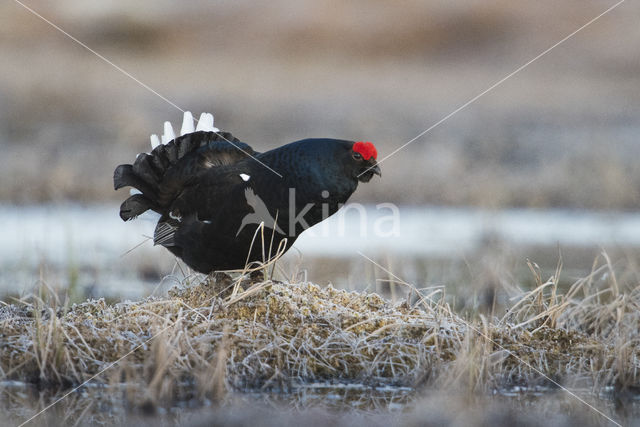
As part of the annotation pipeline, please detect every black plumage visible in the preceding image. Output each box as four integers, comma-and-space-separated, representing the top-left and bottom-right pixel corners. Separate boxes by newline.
114, 119, 380, 273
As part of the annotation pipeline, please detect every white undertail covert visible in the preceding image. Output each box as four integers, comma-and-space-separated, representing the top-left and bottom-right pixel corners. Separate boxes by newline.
150, 111, 219, 150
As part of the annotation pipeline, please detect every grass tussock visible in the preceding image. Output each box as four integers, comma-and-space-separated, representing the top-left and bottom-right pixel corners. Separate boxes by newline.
0, 254, 639, 409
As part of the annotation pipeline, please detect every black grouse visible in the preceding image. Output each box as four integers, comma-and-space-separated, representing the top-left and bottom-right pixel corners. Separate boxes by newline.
114, 112, 381, 273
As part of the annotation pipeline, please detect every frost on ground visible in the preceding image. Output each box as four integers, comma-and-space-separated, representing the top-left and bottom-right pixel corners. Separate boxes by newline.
0, 257, 638, 407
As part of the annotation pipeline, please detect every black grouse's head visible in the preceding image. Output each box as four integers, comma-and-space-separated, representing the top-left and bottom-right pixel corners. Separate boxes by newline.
273, 138, 381, 193
347, 141, 381, 183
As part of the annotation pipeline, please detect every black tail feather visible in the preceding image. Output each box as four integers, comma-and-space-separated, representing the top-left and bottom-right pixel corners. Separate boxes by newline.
113, 164, 132, 190
113, 164, 158, 199
120, 194, 154, 221
164, 140, 179, 163
132, 153, 160, 185
115, 128, 252, 222
148, 145, 171, 172
177, 133, 200, 158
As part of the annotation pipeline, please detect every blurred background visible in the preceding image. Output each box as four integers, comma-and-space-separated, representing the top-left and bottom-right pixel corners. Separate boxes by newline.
1, 0, 639, 303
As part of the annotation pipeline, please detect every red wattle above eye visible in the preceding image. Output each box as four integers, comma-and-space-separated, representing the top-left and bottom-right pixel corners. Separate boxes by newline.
352, 141, 377, 160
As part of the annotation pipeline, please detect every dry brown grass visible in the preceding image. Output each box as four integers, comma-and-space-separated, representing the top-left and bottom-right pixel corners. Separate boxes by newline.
1, 253, 639, 427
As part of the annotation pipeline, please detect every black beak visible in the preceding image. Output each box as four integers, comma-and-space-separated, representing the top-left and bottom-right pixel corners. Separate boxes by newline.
357, 161, 381, 182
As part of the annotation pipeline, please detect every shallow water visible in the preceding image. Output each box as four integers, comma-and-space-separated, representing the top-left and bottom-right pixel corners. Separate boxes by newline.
4, 203, 640, 262
1, 380, 415, 426
2, 380, 637, 427
3, 203, 640, 298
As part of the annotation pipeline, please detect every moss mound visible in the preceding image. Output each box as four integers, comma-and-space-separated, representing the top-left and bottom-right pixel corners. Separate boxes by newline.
1, 267, 638, 399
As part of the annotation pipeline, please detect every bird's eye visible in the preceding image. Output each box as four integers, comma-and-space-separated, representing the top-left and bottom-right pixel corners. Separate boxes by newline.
352, 152, 363, 160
